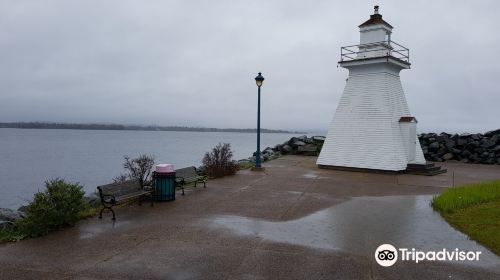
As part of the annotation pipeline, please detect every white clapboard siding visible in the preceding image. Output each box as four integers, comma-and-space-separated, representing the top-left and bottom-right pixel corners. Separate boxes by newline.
317, 71, 426, 171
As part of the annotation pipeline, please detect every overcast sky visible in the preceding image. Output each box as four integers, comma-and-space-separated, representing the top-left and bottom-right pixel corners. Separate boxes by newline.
0, 0, 499, 133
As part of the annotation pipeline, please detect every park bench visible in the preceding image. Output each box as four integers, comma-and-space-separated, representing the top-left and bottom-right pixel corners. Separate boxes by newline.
175, 166, 207, 195
97, 179, 153, 220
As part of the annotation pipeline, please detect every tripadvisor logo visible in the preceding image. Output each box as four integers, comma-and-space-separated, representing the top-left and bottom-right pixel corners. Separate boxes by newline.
375, 244, 482, 267
375, 244, 398, 267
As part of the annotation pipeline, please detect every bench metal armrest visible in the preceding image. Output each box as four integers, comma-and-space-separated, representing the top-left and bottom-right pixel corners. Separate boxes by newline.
101, 194, 116, 204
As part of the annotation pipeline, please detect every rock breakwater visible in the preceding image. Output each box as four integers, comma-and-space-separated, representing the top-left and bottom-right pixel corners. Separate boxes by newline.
419, 129, 500, 164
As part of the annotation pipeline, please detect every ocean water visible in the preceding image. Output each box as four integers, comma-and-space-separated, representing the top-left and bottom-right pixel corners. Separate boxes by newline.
0, 128, 308, 209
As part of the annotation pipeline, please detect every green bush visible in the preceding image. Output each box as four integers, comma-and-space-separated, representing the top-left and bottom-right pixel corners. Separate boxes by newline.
431, 180, 500, 213
16, 179, 86, 237
202, 143, 238, 178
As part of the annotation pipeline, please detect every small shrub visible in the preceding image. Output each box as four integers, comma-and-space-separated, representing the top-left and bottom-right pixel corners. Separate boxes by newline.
16, 179, 86, 237
202, 143, 238, 178
122, 154, 155, 187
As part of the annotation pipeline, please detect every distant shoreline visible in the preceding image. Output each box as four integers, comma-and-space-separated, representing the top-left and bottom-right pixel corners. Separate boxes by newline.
0, 122, 304, 134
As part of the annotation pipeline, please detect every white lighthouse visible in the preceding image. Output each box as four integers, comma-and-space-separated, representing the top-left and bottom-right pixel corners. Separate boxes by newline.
317, 6, 429, 172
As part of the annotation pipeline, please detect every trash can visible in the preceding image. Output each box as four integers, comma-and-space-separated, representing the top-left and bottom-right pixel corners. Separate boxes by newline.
153, 164, 176, 201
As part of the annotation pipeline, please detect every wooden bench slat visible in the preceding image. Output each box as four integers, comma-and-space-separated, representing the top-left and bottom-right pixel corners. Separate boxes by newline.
115, 191, 152, 202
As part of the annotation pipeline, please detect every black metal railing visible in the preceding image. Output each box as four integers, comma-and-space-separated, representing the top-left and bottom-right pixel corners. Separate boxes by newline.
340, 41, 409, 63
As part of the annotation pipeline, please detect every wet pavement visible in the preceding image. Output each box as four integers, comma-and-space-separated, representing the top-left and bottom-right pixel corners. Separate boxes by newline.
1, 156, 499, 279
209, 195, 499, 269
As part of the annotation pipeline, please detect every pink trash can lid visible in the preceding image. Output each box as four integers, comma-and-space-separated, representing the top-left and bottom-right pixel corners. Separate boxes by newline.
155, 164, 175, 173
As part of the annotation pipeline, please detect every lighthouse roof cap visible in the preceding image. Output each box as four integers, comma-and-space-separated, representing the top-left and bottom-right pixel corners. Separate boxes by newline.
359, 6, 393, 29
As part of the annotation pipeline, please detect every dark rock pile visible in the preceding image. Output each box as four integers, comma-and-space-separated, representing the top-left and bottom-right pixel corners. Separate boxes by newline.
239, 135, 326, 165
419, 129, 500, 164
239, 129, 500, 166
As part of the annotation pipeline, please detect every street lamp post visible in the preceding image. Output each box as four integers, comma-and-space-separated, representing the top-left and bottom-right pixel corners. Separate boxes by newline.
254, 72, 265, 170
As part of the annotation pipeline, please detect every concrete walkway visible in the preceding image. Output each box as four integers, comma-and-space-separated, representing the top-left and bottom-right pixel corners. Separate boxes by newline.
1, 156, 499, 279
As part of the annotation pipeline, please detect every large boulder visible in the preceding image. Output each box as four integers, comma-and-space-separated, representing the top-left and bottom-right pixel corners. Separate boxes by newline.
443, 153, 454, 160
474, 147, 485, 154
444, 140, 455, 149
456, 138, 468, 146
263, 154, 270, 161
298, 135, 308, 141
297, 144, 318, 156
428, 142, 440, 151
436, 135, 447, 142
465, 141, 479, 151
312, 136, 326, 143
263, 147, 274, 155
0, 208, 24, 222
437, 147, 447, 156
480, 139, 496, 149
280, 144, 293, 154
461, 150, 472, 158
290, 140, 306, 147
470, 134, 482, 141
265, 151, 281, 161
484, 129, 500, 137
490, 134, 499, 144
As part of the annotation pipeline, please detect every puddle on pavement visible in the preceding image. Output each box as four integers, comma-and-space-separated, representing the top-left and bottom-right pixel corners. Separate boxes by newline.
78, 220, 130, 239
301, 172, 319, 179
209, 195, 500, 268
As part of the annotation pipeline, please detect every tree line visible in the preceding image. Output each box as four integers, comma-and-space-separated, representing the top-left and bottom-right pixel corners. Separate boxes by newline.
0, 122, 301, 134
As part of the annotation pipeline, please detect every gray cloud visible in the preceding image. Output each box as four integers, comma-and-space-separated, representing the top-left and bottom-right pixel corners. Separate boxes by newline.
1, 0, 499, 133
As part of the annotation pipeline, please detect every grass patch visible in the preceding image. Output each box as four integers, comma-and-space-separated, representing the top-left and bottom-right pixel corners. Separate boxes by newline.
0, 227, 27, 243
440, 200, 500, 255
238, 161, 255, 170
431, 180, 500, 213
432, 180, 500, 255
79, 206, 100, 219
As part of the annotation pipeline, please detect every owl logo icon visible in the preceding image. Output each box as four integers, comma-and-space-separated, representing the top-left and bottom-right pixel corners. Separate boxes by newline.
375, 244, 398, 267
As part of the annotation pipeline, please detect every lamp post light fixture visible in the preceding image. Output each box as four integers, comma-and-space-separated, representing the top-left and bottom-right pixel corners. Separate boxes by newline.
253, 72, 265, 171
